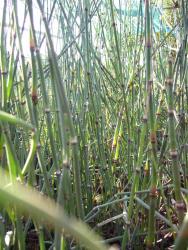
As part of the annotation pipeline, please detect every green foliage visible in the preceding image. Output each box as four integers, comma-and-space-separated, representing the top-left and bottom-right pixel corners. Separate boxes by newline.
0, 0, 188, 249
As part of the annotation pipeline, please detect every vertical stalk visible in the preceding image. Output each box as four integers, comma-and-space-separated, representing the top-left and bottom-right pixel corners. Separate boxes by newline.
27, 0, 59, 173
12, 0, 35, 124
145, 0, 158, 247
166, 57, 185, 224
174, 210, 188, 250
0, 0, 7, 109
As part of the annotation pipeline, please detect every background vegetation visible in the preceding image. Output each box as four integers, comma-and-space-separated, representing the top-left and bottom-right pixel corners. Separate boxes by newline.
0, 0, 188, 249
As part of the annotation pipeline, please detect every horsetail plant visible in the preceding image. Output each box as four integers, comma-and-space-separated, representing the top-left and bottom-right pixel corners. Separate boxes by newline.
144, 0, 158, 247
0, 0, 188, 249
166, 57, 185, 224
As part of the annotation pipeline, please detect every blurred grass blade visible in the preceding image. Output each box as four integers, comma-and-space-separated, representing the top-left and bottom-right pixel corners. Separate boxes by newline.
0, 171, 107, 250
0, 111, 35, 130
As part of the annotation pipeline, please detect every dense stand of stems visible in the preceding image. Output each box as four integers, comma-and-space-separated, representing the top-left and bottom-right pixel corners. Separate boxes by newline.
0, 0, 188, 249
